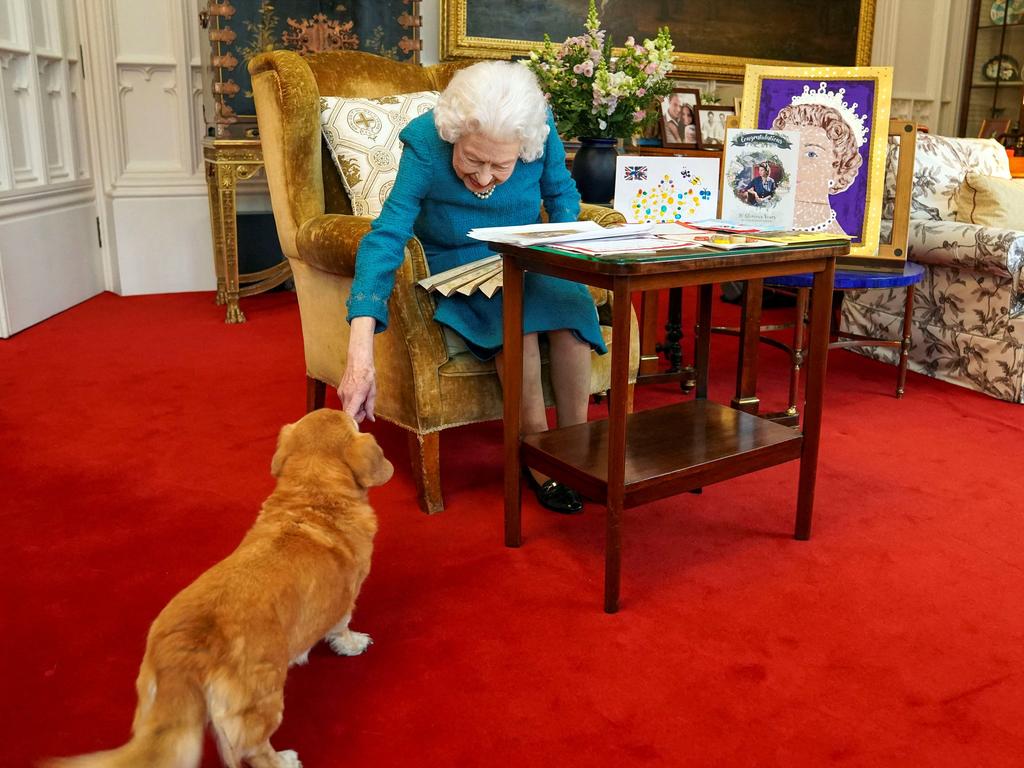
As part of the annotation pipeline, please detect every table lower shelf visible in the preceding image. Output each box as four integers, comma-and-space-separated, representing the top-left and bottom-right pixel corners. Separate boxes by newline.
521, 400, 803, 508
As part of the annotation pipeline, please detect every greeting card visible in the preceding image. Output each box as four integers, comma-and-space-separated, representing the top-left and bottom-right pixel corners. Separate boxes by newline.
613, 156, 720, 224
719, 129, 801, 231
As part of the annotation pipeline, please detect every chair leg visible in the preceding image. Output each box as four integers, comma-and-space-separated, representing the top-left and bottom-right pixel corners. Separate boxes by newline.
407, 430, 443, 514
306, 376, 326, 412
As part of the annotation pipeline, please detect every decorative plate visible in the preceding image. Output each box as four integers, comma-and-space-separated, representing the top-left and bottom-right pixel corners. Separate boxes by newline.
990, 0, 1024, 25
983, 54, 1021, 81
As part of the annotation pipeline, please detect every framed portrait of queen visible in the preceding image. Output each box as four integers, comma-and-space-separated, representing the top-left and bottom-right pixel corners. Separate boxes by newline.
740, 66, 893, 261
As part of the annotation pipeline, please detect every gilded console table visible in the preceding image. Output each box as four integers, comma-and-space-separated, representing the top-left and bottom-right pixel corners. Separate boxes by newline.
203, 133, 291, 323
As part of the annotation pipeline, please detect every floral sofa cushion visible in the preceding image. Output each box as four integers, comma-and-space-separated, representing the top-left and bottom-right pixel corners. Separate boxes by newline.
882, 134, 1011, 223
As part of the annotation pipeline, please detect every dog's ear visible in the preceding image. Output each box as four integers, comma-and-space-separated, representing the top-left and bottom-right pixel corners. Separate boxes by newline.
270, 423, 297, 477
344, 432, 394, 488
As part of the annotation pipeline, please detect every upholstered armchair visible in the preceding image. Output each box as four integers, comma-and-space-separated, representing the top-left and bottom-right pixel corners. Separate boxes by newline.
249, 50, 639, 513
842, 134, 1024, 403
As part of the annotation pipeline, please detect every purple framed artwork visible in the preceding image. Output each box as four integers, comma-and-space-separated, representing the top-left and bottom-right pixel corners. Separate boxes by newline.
740, 66, 893, 261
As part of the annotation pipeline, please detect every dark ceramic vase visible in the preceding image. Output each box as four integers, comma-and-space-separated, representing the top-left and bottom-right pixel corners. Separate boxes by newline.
571, 137, 619, 204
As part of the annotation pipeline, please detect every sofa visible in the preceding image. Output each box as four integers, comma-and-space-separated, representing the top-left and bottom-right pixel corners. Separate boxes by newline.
841, 134, 1024, 402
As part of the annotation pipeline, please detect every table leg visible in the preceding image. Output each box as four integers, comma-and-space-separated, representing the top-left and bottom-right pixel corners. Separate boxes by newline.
503, 256, 525, 548
732, 279, 763, 414
605, 279, 632, 614
787, 288, 809, 419
795, 261, 836, 540
205, 162, 228, 307
639, 291, 660, 377
215, 163, 245, 323
897, 284, 915, 399
694, 284, 712, 400
660, 287, 683, 373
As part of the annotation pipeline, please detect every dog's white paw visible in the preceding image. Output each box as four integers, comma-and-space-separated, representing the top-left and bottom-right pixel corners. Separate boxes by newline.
277, 749, 302, 767
289, 650, 310, 667
328, 630, 373, 656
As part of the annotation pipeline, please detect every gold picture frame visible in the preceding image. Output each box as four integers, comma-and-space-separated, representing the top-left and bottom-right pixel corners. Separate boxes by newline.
441, 0, 876, 80
740, 65, 893, 262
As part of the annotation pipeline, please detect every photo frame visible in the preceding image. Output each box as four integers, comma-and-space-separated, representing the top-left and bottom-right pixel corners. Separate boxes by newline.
978, 117, 1011, 140
441, 0, 876, 80
695, 105, 735, 150
740, 65, 893, 260
660, 88, 702, 148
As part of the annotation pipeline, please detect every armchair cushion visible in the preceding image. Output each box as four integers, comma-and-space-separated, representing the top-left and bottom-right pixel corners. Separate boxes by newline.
954, 172, 1024, 229
319, 91, 440, 217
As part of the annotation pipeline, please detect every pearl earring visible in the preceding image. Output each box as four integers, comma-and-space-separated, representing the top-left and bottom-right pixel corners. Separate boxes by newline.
828, 179, 835, 188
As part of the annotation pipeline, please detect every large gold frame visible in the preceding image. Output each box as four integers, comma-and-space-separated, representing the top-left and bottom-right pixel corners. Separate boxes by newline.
440, 0, 876, 80
740, 65, 894, 262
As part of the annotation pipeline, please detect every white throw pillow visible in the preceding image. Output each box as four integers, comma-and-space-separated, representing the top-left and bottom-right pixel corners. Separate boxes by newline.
319, 91, 439, 217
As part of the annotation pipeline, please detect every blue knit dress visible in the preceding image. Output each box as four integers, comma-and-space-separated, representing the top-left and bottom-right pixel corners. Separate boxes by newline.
345, 110, 607, 360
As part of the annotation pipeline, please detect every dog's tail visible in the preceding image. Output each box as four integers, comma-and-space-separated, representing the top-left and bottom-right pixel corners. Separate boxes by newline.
40, 663, 206, 768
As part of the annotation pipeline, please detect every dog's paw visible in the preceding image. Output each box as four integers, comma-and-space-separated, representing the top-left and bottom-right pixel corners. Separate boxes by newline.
289, 650, 310, 667
328, 630, 373, 656
277, 749, 302, 768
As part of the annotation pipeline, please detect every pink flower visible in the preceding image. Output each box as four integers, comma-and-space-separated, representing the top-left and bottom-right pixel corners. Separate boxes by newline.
636, 88, 646, 97
644, 62, 657, 75
632, 110, 645, 122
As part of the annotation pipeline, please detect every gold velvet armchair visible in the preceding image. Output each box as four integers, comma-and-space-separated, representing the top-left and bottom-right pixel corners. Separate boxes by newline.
249, 50, 639, 513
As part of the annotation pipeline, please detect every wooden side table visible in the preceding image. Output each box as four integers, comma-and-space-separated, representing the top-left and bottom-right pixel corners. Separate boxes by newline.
498, 241, 844, 613
203, 133, 291, 323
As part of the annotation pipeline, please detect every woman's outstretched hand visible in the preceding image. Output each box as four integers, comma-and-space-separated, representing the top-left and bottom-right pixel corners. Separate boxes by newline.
339, 316, 377, 423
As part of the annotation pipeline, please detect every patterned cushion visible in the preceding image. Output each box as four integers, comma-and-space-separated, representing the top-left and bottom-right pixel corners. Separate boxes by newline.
883, 134, 1011, 223
319, 91, 439, 217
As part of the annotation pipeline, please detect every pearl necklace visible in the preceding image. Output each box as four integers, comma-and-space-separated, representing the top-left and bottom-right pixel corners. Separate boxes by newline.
472, 185, 496, 200
795, 209, 837, 233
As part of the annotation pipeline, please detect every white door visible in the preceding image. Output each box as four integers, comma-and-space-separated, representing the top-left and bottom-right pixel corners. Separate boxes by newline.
0, 0, 101, 338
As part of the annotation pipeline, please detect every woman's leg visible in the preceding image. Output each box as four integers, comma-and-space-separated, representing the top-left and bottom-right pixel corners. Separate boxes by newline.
547, 329, 591, 428
495, 331, 585, 514
495, 332, 548, 435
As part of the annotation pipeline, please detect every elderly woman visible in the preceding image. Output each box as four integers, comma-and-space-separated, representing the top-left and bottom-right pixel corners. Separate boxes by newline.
339, 60, 605, 514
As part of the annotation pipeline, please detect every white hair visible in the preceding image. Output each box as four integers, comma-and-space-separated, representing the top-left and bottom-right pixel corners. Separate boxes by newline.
434, 61, 550, 162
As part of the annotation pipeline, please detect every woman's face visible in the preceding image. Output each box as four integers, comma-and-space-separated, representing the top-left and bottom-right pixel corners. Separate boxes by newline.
680, 105, 693, 125
452, 133, 519, 194
795, 125, 835, 202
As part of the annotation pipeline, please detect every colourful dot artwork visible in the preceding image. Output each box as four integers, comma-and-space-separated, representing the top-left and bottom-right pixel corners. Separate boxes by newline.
630, 172, 710, 223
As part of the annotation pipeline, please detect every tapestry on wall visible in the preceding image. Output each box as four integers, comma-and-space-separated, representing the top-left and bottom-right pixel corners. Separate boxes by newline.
207, 0, 418, 123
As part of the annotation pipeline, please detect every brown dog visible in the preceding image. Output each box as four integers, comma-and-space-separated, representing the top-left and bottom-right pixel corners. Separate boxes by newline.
44, 409, 393, 768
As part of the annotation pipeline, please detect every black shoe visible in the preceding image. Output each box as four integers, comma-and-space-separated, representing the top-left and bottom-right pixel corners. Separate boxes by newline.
524, 470, 583, 514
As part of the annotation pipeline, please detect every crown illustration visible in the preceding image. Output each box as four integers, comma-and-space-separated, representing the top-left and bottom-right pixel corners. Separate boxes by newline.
790, 82, 869, 148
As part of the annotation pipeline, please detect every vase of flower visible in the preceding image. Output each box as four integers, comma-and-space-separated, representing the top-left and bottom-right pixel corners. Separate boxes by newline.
572, 138, 619, 203
526, 0, 675, 202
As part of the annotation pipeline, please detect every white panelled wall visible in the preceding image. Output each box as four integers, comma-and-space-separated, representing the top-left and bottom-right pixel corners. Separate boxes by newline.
79, 0, 214, 298
0, 0, 979, 337
872, 0, 973, 135
0, 0, 100, 337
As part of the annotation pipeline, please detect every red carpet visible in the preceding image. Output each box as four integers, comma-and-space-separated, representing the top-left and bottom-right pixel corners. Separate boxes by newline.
2, 290, 1023, 767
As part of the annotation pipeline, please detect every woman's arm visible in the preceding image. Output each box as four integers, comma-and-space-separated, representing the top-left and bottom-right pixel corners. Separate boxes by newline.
538, 111, 582, 223
342, 122, 434, 421
345, 131, 434, 331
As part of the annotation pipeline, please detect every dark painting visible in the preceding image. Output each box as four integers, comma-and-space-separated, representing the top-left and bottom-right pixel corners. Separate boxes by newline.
214, 1, 414, 119
465, 0, 864, 68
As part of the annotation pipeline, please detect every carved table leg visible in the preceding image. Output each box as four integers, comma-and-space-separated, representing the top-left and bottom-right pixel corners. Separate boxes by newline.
205, 162, 228, 307
211, 162, 245, 323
